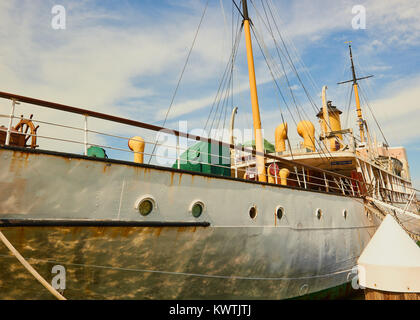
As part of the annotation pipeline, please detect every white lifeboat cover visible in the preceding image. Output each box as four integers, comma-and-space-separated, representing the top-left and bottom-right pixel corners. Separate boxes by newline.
357, 214, 420, 293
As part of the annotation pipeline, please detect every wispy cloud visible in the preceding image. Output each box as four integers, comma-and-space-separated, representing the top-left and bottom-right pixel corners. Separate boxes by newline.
366, 75, 420, 145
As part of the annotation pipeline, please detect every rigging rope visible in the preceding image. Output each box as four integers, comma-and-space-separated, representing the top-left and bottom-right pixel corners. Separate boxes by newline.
205, 9, 243, 136
358, 85, 390, 147
148, 0, 209, 164
0, 230, 66, 300
250, 24, 331, 161
366, 201, 420, 241
206, 25, 242, 134
259, 0, 335, 158
266, 0, 320, 104
249, 1, 334, 160
264, 0, 352, 154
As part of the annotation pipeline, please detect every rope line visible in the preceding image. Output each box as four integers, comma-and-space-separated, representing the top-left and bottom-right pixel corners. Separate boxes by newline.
148, 0, 209, 164
0, 231, 66, 300
0, 253, 355, 282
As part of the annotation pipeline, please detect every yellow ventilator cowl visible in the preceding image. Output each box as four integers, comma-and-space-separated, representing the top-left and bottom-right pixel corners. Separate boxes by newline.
327, 103, 343, 151
128, 136, 145, 164
279, 168, 290, 186
316, 101, 343, 151
275, 123, 288, 152
297, 120, 315, 152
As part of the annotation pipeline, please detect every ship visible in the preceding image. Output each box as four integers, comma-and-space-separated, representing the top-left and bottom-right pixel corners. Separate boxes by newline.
0, 0, 418, 300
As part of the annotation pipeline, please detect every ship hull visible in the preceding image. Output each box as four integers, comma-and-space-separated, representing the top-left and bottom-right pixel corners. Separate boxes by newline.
0, 146, 380, 299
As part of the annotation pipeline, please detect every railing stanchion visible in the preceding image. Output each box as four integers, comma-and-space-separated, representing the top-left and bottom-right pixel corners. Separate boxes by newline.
5, 99, 19, 146
84, 115, 88, 156
348, 178, 355, 196
294, 166, 301, 188
233, 148, 238, 178
323, 172, 329, 192
3, 90, 415, 200
176, 135, 181, 170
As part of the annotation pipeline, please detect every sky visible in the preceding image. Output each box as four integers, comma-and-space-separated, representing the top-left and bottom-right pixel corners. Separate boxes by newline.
0, 0, 419, 188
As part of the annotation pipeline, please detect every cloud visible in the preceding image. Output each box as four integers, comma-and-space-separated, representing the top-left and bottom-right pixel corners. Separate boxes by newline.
366, 75, 420, 145
0, 0, 418, 168
0, 0, 233, 156
266, 0, 420, 47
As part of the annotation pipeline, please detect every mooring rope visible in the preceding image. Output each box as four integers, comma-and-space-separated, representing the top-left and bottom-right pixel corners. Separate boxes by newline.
0, 230, 66, 300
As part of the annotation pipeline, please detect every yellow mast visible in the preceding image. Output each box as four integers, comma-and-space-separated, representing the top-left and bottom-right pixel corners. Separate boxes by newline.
352, 76, 365, 143
242, 0, 266, 182
338, 44, 373, 145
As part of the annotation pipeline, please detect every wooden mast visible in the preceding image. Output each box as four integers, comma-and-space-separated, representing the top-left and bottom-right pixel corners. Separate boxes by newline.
242, 0, 266, 182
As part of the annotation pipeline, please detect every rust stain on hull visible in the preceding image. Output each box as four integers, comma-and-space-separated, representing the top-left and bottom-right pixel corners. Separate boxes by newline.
170, 172, 174, 186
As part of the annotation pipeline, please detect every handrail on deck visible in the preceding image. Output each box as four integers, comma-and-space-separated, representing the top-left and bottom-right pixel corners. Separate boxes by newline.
0, 90, 383, 197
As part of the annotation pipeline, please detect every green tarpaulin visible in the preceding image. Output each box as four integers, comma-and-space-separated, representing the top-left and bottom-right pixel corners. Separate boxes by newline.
241, 139, 275, 153
172, 141, 231, 177
87, 146, 108, 158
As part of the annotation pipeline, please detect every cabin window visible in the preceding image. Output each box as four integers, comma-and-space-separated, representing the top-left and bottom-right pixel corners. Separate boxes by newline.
316, 208, 322, 220
249, 205, 257, 219
190, 201, 204, 218
276, 206, 284, 220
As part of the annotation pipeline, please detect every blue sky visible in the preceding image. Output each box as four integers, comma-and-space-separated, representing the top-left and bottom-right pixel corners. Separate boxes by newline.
0, 0, 419, 188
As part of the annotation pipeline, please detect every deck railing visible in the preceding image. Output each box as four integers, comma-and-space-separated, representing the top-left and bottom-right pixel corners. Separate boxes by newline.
0, 90, 398, 199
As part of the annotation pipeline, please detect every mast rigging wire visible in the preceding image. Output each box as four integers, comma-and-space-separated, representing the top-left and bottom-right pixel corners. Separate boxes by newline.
358, 85, 390, 147
264, 0, 351, 153
250, 23, 332, 161
204, 7, 241, 130
148, 0, 209, 164
257, 0, 331, 159
205, 17, 243, 135
249, 0, 334, 160
352, 58, 390, 148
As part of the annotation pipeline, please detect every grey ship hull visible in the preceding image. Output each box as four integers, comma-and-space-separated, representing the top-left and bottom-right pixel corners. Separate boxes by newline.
0, 146, 380, 299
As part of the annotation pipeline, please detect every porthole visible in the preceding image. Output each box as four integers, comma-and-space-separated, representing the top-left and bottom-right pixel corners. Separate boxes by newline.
276, 206, 284, 220
190, 201, 204, 218
299, 284, 309, 296
135, 195, 156, 216
138, 199, 153, 216
316, 208, 322, 220
343, 209, 348, 219
249, 205, 257, 219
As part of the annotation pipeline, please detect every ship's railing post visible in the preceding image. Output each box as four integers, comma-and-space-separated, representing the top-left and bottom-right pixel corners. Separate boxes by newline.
84, 115, 88, 156
340, 178, 346, 195
5, 99, 19, 146
302, 166, 307, 189
233, 148, 238, 179
323, 172, 329, 192
294, 166, 301, 188
274, 165, 278, 184
176, 135, 181, 169
348, 178, 355, 196
349, 129, 355, 152
354, 180, 360, 197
